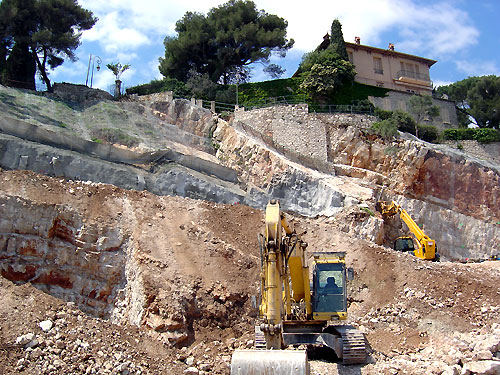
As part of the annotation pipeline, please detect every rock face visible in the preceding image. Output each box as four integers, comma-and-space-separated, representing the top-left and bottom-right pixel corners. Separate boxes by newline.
0, 84, 499, 260
0, 173, 259, 358
151, 98, 215, 137
410, 150, 500, 222
0, 194, 130, 320
233, 104, 500, 223
222, 105, 500, 259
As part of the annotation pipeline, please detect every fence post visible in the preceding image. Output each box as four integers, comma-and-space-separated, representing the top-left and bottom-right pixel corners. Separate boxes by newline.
191, 97, 196, 105
211, 101, 216, 112
196, 99, 203, 107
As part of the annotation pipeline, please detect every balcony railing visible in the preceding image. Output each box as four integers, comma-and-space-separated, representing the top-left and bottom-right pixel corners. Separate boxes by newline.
374, 68, 384, 75
397, 70, 430, 82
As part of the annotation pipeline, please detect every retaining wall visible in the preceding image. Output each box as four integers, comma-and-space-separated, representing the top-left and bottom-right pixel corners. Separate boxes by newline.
369, 90, 458, 129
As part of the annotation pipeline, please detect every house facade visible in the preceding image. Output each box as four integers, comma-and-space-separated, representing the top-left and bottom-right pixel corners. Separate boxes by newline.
346, 37, 436, 96
344, 37, 457, 128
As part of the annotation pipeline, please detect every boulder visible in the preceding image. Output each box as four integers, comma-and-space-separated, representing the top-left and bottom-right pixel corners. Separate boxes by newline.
462, 360, 500, 375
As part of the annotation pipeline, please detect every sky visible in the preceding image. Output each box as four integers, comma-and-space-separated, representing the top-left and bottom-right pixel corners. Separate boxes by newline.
49, 0, 500, 93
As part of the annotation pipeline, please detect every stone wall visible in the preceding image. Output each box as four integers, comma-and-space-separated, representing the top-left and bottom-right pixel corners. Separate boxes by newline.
135, 91, 174, 102
234, 104, 376, 166
369, 90, 458, 129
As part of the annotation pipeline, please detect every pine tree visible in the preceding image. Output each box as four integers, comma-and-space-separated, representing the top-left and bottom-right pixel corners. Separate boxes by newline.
330, 19, 348, 61
0, 0, 96, 91
159, 0, 294, 84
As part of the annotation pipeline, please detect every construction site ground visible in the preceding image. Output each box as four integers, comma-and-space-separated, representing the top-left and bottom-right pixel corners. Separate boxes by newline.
1, 169, 500, 375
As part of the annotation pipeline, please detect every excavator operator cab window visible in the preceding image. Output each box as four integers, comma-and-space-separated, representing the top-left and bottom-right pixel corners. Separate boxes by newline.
394, 237, 415, 252
313, 263, 346, 313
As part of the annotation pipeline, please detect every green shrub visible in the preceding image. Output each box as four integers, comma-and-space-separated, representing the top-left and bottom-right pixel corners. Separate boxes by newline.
90, 128, 139, 148
374, 107, 393, 120
417, 125, 439, 143
126, 78, 189, 97
474, 128, 500, 143
392, 110, 417, 134
370, 118, 398, 139
360, 207, 375, 216
443, 128, 500, 144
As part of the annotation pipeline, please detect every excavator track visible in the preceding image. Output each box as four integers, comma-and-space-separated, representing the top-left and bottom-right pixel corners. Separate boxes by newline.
254, 325, 266, 349
340, 329, 366, 365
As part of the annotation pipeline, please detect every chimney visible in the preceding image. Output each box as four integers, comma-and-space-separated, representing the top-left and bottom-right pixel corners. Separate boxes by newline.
388, 43, 395, 51
355, 36, 361, 45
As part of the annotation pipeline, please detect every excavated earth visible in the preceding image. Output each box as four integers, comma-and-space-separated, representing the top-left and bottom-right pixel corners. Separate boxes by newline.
1, 169, 500, 375
1, 84, 500, 375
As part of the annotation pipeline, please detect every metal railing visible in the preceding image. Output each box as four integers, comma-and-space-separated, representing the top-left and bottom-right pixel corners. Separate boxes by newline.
396, 70, 430, 82
308, 103, 374, 115
140, 91, 373, 116
201, 100, 235, 113
374, 68, 384, 75
242, 94, 307, 111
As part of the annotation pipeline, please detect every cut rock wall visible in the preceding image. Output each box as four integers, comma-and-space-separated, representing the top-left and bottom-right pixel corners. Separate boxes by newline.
234, 105, 500, 223
444, 140, 500, 165
223, 106, 500, 259
0, 195, 132, 319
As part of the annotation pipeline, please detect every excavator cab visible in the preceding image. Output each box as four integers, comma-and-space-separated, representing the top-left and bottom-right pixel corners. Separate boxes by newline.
312, 262, 346, 316
394, 236, 415, 252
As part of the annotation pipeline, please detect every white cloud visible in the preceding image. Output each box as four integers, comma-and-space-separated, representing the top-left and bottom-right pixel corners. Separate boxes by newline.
92, 69, 115, 91
145, 57, 163, 81
393, 2, 479, 56
50, 59, 88, 82
50, 0, 484, 87
80, 0, 220, 37
433, 80, 454, 89
78, 0, 479, 63
455, 60, 500, 77
83, 12, 150, 53
257, 0, 479, 58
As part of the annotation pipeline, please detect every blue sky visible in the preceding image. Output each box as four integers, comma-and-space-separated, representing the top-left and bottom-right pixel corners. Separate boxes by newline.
50, 0, 500, 92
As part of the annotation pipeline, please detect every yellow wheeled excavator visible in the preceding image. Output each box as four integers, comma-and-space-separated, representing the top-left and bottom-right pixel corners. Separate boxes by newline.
230, 200, 366, 375
376, 200, 438, 261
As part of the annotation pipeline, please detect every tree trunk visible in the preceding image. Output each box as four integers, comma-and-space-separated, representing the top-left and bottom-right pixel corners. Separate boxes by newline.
114, 80, 122, 98
32, 49, 52, 92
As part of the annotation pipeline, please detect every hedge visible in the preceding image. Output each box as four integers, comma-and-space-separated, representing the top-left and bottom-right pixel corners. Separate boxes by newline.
443, 128, 500, 144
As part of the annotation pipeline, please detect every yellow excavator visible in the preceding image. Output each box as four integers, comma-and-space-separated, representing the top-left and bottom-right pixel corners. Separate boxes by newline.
376, 200, 438, 261
230, 200, 366, 374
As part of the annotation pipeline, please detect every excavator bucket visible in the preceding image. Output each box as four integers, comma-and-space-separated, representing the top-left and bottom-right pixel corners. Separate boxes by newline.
230, 349, 309, 375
